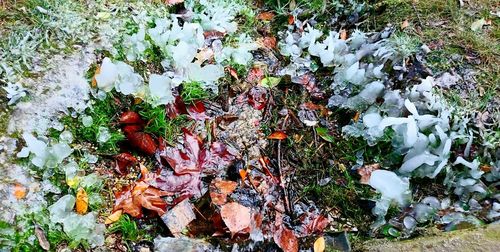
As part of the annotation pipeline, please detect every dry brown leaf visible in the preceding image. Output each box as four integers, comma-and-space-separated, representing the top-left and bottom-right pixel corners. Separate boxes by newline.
340, 29, 347, 40
75, 187, 89, 215
220, 202, 251, 235
105, 210, 123, 224
274, 225, 299, 252
35, 225, 50, 251
401, 20, 409, 29
91, 66, 101, 88
13, 183, 27, 200
256, 11, 275, 21
313, 236, 325, 252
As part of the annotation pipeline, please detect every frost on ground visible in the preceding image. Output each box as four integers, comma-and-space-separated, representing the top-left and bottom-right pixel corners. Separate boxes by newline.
0, 0, 499, 251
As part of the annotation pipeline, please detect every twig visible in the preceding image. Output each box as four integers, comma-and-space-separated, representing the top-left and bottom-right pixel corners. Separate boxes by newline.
277, 140, 292, 214
412, 1, 423, 27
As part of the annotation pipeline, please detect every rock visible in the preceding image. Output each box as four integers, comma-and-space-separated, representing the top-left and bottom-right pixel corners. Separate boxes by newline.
154, 237, 213, 252
161, 199, 196, 237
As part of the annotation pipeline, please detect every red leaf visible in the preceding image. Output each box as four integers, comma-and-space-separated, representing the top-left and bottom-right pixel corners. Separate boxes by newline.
256, 11, 275, 21
151, 169, 203, 198
248, 86, 268, 110
292, 73, 324, 100
268, 131, 287, 140
288, 15, 295, 25
300, 102, 321, 111
203, 142, 237, 175
123, 124, 143, 135
274, 225, 299, 252
166, 96, 188, 119
127, 132, 157, 156
120, 111, 143, 125
114, 153, 138, 175
187, 101, 210, 121
203, 30, 226, 40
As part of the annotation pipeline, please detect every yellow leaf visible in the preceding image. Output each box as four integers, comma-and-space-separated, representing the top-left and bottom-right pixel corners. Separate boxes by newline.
75, 187, 89, 215
313, 236, 325, 252
105, 210, 123, 224
66, 176, 81, 188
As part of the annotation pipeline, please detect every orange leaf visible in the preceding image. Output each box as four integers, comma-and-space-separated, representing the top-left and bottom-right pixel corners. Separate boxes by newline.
105, 210, 123, 224
239, 169, 248, 181
274, 225, 299, 252
210, 179, 238, 205
220, 202, 251, 235
268, 131, 287, 140
91, 66, 101, 88
75, 187, 89, 215
257, 11, 275, 21
13, 183, 27, 200
288, 15, 295, 25
227, 67, 239, 80
353, 111, 360, 122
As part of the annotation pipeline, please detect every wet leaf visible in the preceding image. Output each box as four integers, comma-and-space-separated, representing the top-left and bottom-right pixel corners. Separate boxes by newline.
113, 181, 170, 218
248, 86, 268, 110
268, 131, 287, 140
316, 128, 335, 143
220, 202, 251, 235
75, 187, 89, 215
166, 96, 188, 119
123, 124, 143, 135
288, 15, 295, 25
187, 101, 210, 121
256, 11, 275, 21
115, 153, 138, 175
105, 210, 123, 224
357, 163, 380, 184
291, 73, 324, 99
210, 179, 238, 205
274, 225, 299, 252
120, 111, 143, 125
13, 183, 27, 200
313, 236, 325, 252
35, 225, 50, 251
127, 132, 157, 156
260, 76, 281, 88
162, 129, 204, 174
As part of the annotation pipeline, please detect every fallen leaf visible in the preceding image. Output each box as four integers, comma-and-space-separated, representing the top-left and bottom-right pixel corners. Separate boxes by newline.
115, 153, 138, 175
256, 11, 275, 21
35, 225, 50, 251
227, 67, 239, 80
291, 73, 324, 99
187, 101, 210, 121
166, 95, 188, 119
260, 76, 281, 88
105, 210, 123, 224
91, 66, 101, 88
13, 183, 27, 200
161, 198, 196, 237
313, 236, 325, 252
340, 29, 347, 40
316, 128, 335, 143
288, 15, 295, 25
246, 67, 265, 84
268, 131, 287, 140
258, 36, 277, 49
123, 124, 143, 135
203, 30, 226, 40
248, 86, 268, 110
127, 132, 157, 156
274, 225, 299, 252
113, 181, 170, 218
401, 20, 409, 29
357, 163, 380, 184
220, 202, 251, 235
75, 187, 89, 215
120, 111, 143, 125
210, 180, 238, 205
353, 111, 360, 122
239, 169, 247, 181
